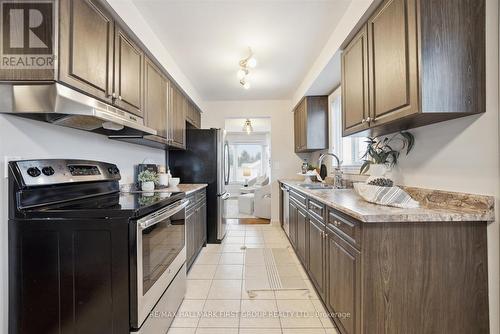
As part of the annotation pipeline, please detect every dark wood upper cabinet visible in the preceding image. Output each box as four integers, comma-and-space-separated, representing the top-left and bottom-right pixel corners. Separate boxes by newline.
367, 0, 419, 127
114, 26, 144, 116
342, 25, 370, 136
186, 101, 201, 129
293, 96, 328, 153
59, 0, 114, 103
342, 0, 485, 137
144, 57, 167, 137
168, 84, 186, 149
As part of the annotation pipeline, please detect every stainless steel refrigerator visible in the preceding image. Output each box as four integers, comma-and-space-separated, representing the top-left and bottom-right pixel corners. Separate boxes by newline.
169, 128, 230, 243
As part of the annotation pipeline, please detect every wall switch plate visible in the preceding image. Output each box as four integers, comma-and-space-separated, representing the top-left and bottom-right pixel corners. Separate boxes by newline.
4, 156, 21, 178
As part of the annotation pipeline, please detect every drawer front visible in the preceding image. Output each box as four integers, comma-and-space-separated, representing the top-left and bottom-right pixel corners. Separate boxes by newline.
327, 209, 361, 247
290, 189, 307, 208
186, 194, 196, 212
308, 199, 325, 221
195, 189, 206, 203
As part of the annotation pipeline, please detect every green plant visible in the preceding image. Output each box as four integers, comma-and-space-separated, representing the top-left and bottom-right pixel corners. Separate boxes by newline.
360, 131, 415, 174
307, 164, 317, 171
138, 170, 159, 183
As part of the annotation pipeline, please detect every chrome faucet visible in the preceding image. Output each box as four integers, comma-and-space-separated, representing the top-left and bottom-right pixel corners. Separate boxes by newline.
318, 153, 343, 189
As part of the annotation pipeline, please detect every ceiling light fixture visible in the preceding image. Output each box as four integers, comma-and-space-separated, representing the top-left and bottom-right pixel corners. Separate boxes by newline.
238, 47, 257, 89
240, 79, 251, 90
243, 119, 253, 134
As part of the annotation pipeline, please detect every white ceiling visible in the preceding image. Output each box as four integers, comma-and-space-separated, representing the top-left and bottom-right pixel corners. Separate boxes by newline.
132, 0, 351, 101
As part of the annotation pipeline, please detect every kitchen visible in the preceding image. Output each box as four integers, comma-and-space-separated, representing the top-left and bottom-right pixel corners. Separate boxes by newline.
0, 0, 499, 334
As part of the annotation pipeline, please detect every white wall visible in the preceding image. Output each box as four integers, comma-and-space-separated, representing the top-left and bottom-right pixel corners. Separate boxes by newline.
293, 0, 374, 106
0, 115, 166, 333
202, 100, 302, 221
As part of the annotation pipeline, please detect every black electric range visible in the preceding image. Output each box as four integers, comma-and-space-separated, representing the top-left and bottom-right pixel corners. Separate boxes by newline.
8, 159, 188, 334
8, 159, 184, 220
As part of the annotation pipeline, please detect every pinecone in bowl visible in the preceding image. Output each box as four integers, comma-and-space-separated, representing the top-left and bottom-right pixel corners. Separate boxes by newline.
367, 178, 394, 187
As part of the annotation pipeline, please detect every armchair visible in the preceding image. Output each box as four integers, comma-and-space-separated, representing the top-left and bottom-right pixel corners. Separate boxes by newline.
253, 184, 271, 219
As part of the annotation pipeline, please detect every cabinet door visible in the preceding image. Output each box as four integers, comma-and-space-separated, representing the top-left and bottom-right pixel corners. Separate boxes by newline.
288, 201, 298, 248
114, 26, 143, 116
186, 211, 195, 267
293, 99, 307, 152
342, 25, 370, 136
296, 207, 308, 267
144, 58, 166, 137
193, 108, 201, 128
59, 0, 113, 103
308, 217, 325, 299
367, 0, 418, 126
193, 206, 200, 254
294, 109, 300, 152
201, 199, 207, 245
327, 230, 361, 334
299, 101, 307, 150
169, 85, 186, 148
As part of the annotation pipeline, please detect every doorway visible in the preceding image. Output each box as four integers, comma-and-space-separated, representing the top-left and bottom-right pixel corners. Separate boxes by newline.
223, 117, 271, 223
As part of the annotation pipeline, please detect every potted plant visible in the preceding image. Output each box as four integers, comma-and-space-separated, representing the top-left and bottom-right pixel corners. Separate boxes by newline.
138, 170, 158, 192
360, 131, 415, 176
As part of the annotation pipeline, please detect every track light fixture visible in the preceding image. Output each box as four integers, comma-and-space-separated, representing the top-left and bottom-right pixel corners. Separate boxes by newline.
237, 48, 257, 89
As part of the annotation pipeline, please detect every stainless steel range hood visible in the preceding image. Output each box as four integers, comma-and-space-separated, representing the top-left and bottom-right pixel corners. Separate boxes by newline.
0, 83, 157, 138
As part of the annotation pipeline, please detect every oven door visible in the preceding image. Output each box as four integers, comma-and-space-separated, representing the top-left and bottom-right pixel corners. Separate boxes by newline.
133, 198, 189, 329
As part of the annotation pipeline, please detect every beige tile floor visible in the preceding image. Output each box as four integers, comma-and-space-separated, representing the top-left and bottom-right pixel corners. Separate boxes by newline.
168, 223, 338, 334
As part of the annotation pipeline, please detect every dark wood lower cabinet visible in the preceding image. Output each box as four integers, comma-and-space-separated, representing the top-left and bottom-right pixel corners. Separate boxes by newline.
296, 206, 308, 267
288, 200, 298, 249
186, 189, 207, 270
308, 216, 326, 299
280, 184, 489, 334
326, 228, 361, 334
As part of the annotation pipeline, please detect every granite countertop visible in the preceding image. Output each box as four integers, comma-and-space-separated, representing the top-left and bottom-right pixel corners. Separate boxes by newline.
279, 179, 495, 223
120, 183, 207, 195
164, 184, 207, 195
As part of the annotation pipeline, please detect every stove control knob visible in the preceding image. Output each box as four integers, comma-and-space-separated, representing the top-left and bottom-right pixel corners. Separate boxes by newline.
42, 166, 55, 176
27, 167, 41, 177
108, 167, 120, 175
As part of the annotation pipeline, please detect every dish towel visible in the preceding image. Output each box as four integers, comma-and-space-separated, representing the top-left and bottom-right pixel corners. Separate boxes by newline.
354, 183, 419, 209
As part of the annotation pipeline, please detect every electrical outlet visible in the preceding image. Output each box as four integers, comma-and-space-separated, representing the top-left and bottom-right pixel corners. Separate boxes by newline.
4, 156, 21, 178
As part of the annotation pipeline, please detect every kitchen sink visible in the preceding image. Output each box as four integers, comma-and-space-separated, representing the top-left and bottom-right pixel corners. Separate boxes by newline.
297, 183, 334, 190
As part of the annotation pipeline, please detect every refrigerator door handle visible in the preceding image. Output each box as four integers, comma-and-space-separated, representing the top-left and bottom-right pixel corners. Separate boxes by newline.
224, 142, 230, 185
220, 192, 230, 200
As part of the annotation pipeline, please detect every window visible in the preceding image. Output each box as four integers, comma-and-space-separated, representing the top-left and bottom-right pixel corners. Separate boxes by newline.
330, 88, 366, 169
228, 143, 267, 183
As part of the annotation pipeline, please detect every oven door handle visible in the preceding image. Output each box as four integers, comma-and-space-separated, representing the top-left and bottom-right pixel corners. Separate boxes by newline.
138, 198, 189, 230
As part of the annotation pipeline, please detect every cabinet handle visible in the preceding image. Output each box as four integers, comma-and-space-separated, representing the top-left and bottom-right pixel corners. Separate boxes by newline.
361, 118, 366, 123
334, 220, 341, 227
112, 92, 117, 99
118, 95, 123, 101
366, 117, 372, 123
